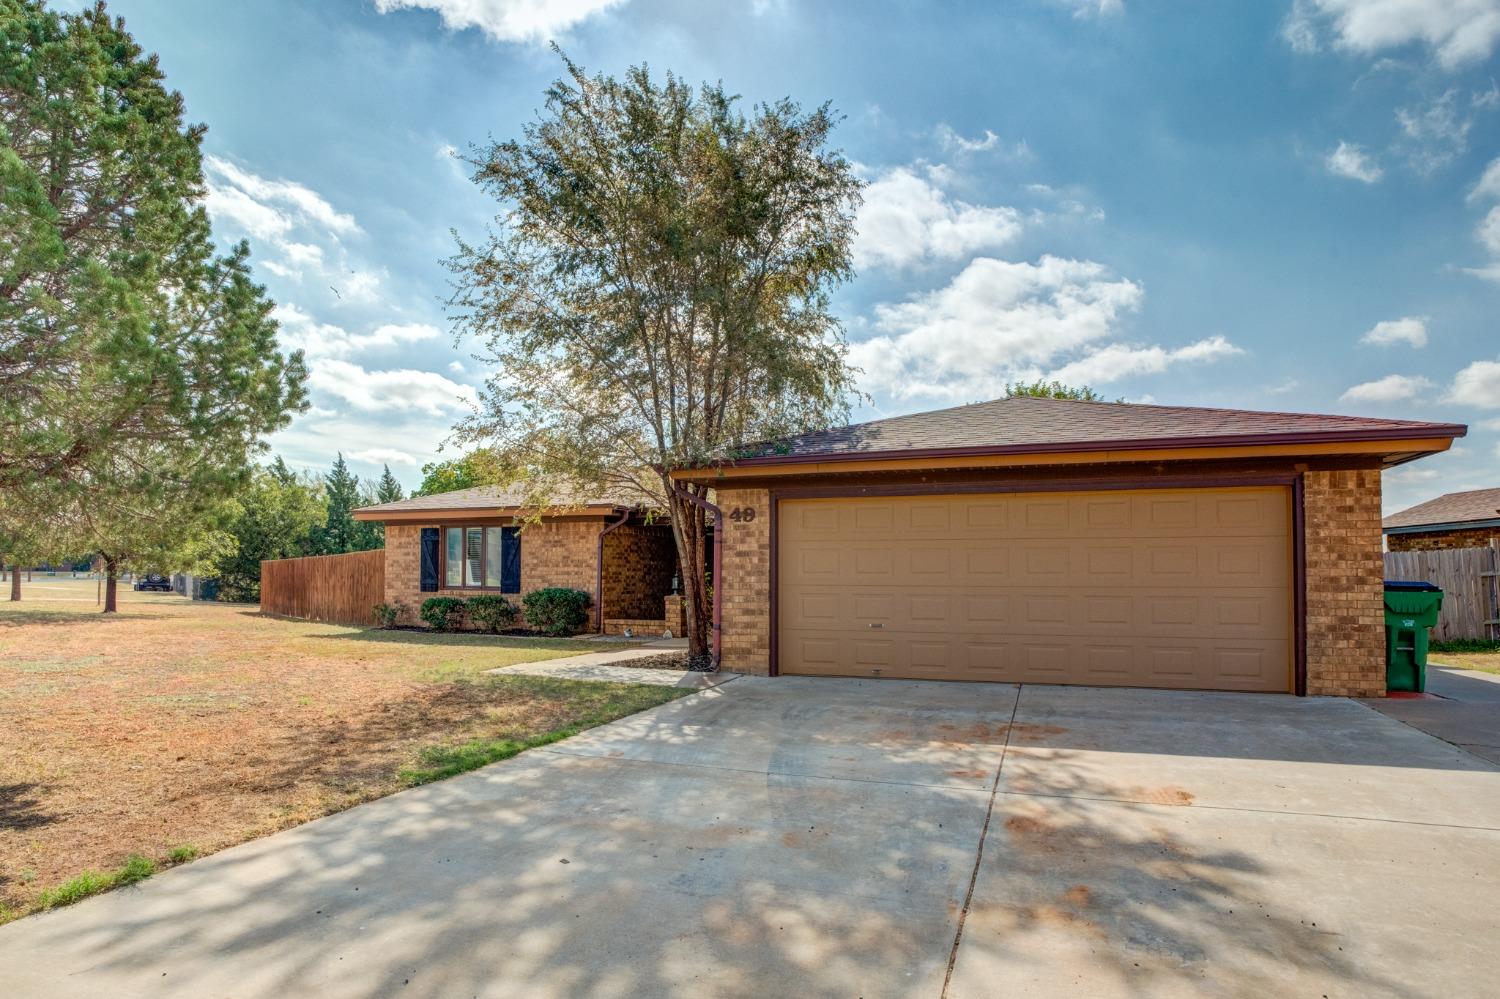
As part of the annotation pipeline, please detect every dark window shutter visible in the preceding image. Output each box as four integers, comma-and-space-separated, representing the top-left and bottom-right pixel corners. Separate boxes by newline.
420, 528, 440, 592
501, 527, 521, 593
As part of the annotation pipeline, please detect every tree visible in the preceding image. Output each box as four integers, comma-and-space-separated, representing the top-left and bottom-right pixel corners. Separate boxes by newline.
448, 56, 861, 656
375, 464, 404, 504
208, 460, 326, 602
1003, 380, 1113, 402
0, 1, 306, 500
316, 453, 361, 554
414, 452, 490, 496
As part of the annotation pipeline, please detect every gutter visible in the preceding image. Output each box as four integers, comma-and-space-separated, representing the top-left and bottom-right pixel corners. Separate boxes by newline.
1383, 517, 1500, 536
668, 483, 723, 667
685, 424, 1470, 472
595, 509, 630, 632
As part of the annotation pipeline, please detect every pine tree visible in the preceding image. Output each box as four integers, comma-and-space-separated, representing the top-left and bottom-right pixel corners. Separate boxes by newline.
318, 454, 361, 555
376, 464, 404, 504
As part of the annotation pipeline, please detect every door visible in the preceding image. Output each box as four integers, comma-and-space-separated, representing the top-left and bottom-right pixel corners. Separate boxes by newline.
776, 486, 1293, 691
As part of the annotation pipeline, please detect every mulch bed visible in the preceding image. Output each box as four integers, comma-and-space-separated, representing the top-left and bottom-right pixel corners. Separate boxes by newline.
618, 652, 717, 673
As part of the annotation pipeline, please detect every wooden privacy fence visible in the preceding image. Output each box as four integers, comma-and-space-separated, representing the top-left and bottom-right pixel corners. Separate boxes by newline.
260, 549, 385, 627
1383, 545, 1500, 641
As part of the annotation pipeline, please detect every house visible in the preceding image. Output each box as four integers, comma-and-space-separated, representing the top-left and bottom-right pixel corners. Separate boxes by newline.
353, 485, 685, 636
1382, 488, 1500, 552
670, 396, 1464, 697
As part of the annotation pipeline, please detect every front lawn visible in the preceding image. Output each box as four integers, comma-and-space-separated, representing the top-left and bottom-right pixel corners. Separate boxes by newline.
0, 578, 682, 921
1429, 639, 1500, 676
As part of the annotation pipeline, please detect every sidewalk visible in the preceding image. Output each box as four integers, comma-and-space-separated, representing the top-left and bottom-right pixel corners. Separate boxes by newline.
1364, 665, 1500, 764
490, 638, 737, 689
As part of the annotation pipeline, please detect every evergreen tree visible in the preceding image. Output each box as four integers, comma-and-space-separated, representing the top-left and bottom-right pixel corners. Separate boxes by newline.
317, 453, 361, 554
376, 464, 404, 503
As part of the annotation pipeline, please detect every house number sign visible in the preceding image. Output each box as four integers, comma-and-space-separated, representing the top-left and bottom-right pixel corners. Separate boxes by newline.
728, 507, 756, 522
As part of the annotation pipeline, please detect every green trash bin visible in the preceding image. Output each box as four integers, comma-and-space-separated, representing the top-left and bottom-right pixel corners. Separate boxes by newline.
1383, 581, 1443, 693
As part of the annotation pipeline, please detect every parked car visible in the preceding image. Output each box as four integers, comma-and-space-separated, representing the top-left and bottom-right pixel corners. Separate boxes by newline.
133, 573, 172, 592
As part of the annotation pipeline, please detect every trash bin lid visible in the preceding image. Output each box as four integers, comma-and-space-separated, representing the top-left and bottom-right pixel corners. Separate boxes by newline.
1384, 579, 1441, 592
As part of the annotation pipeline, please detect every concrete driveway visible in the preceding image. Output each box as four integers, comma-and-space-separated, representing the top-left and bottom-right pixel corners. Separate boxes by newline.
2, 677, 1497, 998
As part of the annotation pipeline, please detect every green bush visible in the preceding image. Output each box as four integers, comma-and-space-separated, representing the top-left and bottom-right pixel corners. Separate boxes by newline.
466, 594, 518, 633
372, 600, 407, 629
522, 587, 592, 637
420, 596, 467, 632
1431, 638, 1500, 653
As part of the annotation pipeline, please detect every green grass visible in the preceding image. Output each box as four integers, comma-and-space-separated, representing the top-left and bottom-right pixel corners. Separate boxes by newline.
168, 844, 199, 864
30, 855, 156, 913
401, 676, 687, 785
1431, 639, 1500, 654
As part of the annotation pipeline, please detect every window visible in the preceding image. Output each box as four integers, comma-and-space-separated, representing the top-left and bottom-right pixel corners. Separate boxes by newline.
440, 526, 520, 593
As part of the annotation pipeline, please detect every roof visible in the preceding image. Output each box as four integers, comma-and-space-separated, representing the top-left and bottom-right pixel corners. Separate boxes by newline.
353, 483, 654, 520
1383, 487, 1500, 532
722, 396, 1465, 465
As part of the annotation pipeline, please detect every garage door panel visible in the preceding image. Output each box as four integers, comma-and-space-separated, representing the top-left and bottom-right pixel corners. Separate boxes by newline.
777, 487, 1292, 692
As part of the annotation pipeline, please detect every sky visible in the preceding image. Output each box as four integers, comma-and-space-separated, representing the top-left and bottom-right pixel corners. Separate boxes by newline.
94, 0, 1500, 512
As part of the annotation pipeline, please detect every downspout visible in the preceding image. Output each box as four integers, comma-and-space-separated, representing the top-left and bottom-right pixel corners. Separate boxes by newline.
668, 483, 723, 667
595, 509, 630, 633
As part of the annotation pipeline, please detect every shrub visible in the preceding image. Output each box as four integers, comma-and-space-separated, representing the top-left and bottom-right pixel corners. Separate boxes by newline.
522, 587, 592, 637
467, 594, 518, 633
372, 600, 407, 629
420, 596, 467, 632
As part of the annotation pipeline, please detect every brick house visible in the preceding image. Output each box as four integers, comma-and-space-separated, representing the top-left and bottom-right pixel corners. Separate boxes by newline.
1383, 487, 1500, 552
355, 486, 687, 636
669, 396, 1463, 697
357, 397, 1462, 697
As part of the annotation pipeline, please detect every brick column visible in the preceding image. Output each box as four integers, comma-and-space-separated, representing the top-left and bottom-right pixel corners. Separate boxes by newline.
1303, 468, 1385, 696
716, 487, 771, 674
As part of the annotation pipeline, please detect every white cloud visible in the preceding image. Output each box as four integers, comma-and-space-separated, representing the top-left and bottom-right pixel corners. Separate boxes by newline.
852, 165, 1023, 270
274, 305, 441, 358
1264, 377, 1301, 395
1385, 466, 1442, 484
851, 255, 1145, 400
349, 447, 420, 467
1394, 88, 1492, 172
1449, 358, 1500, 407
1361, 316, 1428, 347
205, 156, 359, 237
1324, 141, 1383, 182
308, 359, 478, 416
1047, 336, 1245, 385
1340, 373, 1433, 402
1052, 0, 1124, 17
448, 360, 466, 374
936, 125, 1000, 153
1284, 0, 1500, 70
373, 0, 624, 43
1470, 156, 1500, 202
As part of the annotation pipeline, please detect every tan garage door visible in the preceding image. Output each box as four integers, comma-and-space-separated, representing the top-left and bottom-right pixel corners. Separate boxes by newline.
777, 487, 1292, 691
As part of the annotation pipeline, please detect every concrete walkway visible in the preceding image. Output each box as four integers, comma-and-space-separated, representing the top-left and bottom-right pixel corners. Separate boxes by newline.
491, 638, 736, 688
2, 679, 1497, 998
1366, 664, 1500, 764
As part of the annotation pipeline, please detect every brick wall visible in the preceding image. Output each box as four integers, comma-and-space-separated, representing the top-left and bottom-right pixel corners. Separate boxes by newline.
716, 487, 772, 673
1387, 527, 1500, 552
1303, 468, 1386, 697
601, 524, 678, 620
383, 519, 604, 628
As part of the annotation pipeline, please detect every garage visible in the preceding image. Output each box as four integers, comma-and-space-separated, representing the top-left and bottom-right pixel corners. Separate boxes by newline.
776, 486, 1293, 691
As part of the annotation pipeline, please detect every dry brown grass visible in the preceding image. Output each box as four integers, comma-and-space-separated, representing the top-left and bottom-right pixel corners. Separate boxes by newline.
0, 578, 675, 916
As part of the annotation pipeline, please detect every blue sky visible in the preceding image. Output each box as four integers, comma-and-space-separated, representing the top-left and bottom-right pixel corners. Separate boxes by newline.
98, 0, 1500, 511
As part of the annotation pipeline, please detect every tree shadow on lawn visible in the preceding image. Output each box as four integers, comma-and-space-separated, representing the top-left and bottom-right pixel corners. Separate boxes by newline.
0, 783, 58, 833
0, 610, 166, 629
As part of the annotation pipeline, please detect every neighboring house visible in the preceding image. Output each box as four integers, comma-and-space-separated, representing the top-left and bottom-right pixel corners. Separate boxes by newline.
354, 485, 683, 635
1382, 488, 1500, 552
670, 396, 1463, 698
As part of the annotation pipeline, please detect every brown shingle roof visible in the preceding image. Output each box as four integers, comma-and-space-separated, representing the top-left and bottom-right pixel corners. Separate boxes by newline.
1383, 488, 1500, 530
731, 396, 1464, 463
355, 483, 650, 518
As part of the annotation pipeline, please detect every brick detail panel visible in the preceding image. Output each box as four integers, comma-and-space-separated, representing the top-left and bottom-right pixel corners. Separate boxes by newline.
1304, 468, 1386, 697
717, 487, 772, 674
1387, 527, 1500, 552
601, 524, 678, 621
384, 519, 604, 628
663, 594, 688, 635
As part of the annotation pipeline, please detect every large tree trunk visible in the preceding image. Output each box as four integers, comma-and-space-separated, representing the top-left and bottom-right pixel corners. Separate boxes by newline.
7, 562, 18, 602
103, 556, 119, 613
664, 482, 712, 657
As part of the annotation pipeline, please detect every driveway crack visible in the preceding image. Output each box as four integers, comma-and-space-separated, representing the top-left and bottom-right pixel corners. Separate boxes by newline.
941, 683, 1023, 998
